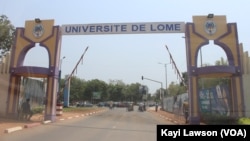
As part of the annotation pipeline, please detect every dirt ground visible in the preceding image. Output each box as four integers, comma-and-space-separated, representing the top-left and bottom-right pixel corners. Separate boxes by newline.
0, 107, 189, 136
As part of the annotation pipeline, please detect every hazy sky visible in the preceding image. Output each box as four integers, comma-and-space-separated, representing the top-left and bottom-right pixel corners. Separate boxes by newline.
1, 0, 250, 94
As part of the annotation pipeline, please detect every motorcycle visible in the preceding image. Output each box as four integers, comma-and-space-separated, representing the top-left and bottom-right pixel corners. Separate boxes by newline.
138, 103, 144, 112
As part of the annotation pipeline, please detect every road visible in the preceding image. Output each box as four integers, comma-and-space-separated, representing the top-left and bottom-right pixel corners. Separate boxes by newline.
0, 107, 173, 141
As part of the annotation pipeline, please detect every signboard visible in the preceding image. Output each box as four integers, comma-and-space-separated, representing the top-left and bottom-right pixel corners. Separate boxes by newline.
61, 22, 185, 35
199, 85, 230, 116
92, 92, 101, 99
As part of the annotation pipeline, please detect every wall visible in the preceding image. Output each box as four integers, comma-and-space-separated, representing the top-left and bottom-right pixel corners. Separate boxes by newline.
0, 52, 10, 116
240, 43, 250, 117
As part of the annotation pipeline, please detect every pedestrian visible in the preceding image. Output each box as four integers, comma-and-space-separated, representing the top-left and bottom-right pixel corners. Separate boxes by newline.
155, 103, 158, 112
143, 102, 146, 111
21, 98, 33, 121
183, 101, 189, 124
109, 101, 113, 110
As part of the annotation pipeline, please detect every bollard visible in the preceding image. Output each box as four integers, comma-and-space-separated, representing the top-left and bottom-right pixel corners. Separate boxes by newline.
56, 103, 63, 116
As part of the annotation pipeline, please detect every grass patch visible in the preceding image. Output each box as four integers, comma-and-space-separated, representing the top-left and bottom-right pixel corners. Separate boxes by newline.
238, 117, 250, 125
32, 106, 44, 114
31, 106, 104, 115
62, 107, 103, 113
201, 113, 238, 125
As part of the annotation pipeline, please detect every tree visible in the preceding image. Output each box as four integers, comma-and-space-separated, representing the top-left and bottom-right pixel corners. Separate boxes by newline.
198, 57, 230, 89
60, 76, 151, 104
68, 76, 86, 103
125, 83, 142, 102
154, 89, 161, 101
83, 79, 108, 102
168, 81, 186, 96
215, 57, 228, 66
181, 72, 188, 91
107, 84, 125, 101
0, 15, 15, 58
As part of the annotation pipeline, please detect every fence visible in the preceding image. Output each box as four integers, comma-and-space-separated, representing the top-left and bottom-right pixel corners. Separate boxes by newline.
163, 85, 231, 118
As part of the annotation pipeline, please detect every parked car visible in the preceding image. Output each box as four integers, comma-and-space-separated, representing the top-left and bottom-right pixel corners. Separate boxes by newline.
76, 101, 93, 107
84, 102, 93, 107
149, 103, 155, 107
97, 102, 105, 107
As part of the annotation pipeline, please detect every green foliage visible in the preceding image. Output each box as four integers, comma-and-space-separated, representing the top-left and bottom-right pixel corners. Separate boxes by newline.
201, 113, 238, 125
198, 57, 230, 89
167, 82, 187, 96
32, 106, 44, 114
0, 15, 15, 57
107, 84, 124, 101
62, 107, 101, 112
215, 57, 228, 66
127, 83, 142, 101
238, 117, 250, 125
181, 72, 188, 86
198, 77, 230, 90
60, 76, 143, 103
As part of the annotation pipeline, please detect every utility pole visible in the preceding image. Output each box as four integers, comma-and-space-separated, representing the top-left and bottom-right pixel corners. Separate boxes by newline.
141, 76, 164, 110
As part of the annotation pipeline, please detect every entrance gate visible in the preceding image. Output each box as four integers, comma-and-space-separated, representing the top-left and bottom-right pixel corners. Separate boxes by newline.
6, 15, 245, 124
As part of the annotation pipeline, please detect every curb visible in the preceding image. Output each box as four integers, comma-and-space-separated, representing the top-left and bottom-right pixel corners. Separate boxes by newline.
4, 126, 23, 133
149, 110, 185, 125
3, 109, 107, 134
150, 110, 206, 125
24, 122, 41, 128
43, 120, 52, 124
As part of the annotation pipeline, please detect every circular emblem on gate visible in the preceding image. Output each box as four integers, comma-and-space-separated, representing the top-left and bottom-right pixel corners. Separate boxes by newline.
33, 24, 44, 38
205, 20, 216, 35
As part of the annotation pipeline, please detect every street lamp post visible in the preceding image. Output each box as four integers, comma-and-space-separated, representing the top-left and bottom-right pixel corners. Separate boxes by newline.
58, 56, 66, 103
60, 56, 66, 70
158, 62, 170, 96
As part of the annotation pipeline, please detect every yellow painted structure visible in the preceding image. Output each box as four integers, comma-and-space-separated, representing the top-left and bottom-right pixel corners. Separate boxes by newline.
6, 19, 62, 121
0, 52, 11, 116
240, 43, 250, 117
185, 15, 245, 124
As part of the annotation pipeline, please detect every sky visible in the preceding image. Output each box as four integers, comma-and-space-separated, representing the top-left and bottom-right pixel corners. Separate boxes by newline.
1, 0, 250, 94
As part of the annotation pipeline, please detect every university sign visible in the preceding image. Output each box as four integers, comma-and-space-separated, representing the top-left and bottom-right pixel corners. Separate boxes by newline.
61, 22, 185, 35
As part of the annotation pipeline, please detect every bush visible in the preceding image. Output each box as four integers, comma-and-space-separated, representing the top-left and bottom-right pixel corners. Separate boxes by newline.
238, 117, 250, 125
201, 113, 238, 125
32, 107, 44, 114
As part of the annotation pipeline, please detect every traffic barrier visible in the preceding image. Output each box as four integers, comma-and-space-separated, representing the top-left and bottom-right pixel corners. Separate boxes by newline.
56, 103, 63, 116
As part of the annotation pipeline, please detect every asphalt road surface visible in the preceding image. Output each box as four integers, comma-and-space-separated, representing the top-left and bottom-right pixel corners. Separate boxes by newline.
1, 107, 173, 141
